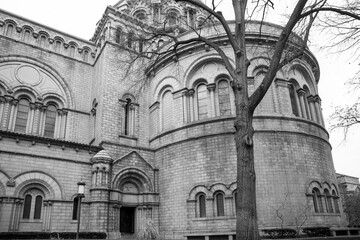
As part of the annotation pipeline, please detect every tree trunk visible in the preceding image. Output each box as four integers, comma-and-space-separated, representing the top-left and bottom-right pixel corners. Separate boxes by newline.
233, 0, 259, 239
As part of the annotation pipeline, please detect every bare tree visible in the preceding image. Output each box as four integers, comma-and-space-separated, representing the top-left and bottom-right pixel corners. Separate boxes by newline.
315, 0, 360, 135
118, 1, 360, 239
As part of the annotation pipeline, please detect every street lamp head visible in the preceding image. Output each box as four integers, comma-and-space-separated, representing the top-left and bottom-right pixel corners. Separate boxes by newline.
77, 180, 86, 196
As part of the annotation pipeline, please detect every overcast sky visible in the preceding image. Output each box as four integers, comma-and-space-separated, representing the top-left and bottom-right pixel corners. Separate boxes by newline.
1, 0, 359, 179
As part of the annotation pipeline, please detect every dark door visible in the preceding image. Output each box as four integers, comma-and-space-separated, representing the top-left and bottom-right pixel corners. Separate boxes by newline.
120, 207, 135, 234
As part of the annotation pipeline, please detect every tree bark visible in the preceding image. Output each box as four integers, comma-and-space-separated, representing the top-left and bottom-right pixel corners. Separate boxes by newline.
232, 0, 260, 239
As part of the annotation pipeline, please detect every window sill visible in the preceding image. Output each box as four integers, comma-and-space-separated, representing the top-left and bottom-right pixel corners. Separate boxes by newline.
313, 212, 342, 216
118, 134, 138, 141
192, 216, 236, 221
20, 219, 43, 223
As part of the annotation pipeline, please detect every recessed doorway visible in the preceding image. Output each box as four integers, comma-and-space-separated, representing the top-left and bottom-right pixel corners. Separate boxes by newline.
120, 207, 136, 234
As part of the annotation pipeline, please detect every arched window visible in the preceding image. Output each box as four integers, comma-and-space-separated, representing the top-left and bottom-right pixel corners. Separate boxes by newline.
198, 193, 206, 218
39, 35, 47, 48
312, 188, 323, 213
72, 196, 79, 220
215, 192, 225, 217
188, 9, 196, 27
303, 86, 312, 120
197, 84, 208, 120
162, 90, 173, 130
55, 40, 62, 53
69, 45, 76, 57
83, 50, 89, 62
198, 17, 206, 28
167, 11, 178, 26
23, 29, 31, 43
332, 190, 340, 213
233, 191, 238, 213
218, 80, 231, 116
44, 104, 57, 138
115, 27, 122, 44
23, 194, 32, 219
22, 189, 44, 220
134, 10, 147, 21
124, 98, 132, 135
324, 189, 333, 213
127, 32, 134, 48
288, 83, 300, 117
34, 195, 43, 219
6, 24, 14, 37
15, 98, 30, 133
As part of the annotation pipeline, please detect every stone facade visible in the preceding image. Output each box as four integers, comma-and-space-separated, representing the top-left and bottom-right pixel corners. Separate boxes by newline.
0, 0, 347, 239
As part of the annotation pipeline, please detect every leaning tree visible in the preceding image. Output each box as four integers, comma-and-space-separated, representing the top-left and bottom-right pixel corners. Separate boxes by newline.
119, 0, 360, 239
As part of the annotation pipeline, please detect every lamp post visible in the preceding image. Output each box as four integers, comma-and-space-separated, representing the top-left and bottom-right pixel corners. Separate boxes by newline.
76, 181, 86, 240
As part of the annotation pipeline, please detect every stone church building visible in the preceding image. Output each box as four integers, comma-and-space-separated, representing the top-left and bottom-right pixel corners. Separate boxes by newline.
0, 0, 347, 239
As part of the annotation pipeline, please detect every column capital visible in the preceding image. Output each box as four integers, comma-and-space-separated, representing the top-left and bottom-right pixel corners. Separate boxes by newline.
274, 78, 288, 88
297, 88, 306, 96
187, 89, 195, 96
307, 95, 315, 102
207, 83, 216, 91
10, 99, 19, 106
314, 95, 321, 103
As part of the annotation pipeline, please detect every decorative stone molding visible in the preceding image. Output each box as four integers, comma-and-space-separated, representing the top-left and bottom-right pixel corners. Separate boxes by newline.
6, 178, 16, 187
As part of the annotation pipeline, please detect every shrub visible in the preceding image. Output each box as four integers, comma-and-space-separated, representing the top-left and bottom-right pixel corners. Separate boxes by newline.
0, 232, 107, 239
302, 227, 331, 237
262, 228, 297, 239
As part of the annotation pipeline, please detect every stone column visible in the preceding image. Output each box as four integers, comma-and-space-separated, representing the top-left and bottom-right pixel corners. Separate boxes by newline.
38, 106, 47, 136
307, 96, 318, 122
0, 96, 5, 127
187, 89, 195, 122
31, 102, 43, 135
1, 96, 12, 129
207, 84, 216, 118
182, 90, 188, 123
27, 103, 36, 134
297, 89, 308, 119
314, 95, 325, 126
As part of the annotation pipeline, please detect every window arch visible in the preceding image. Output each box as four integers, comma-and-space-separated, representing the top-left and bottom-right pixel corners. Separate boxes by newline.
23, 194, 32, 219
127, 32, 134, 49
215, 191, 225, 217
217, 79, 231, 116
233, 190, 238, 215
303, 85, 312, 120
288, 82, 300, 117
197, 84, 208, 120
324, 189, 333, 213
72, 196, 79, 220
124, 98, 132, 135
197, 193, 206, 218
162, 90, 173, 131
54, 39, 63, 53
134, 10, 147, 21
115, 27, 122, 44
14, 98, 30, 133
312, 188, 323, 213
69, 45, 76, 57
22, 188, 44, 220
332, 190, 340, 213
44, 104, 57, 138
120, 94, 137, 137
39, 34, 47, 48
5, 23, 14, 37
167, 10, 179, 26
23, 29, 32, 43
34, 195, 43, 219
